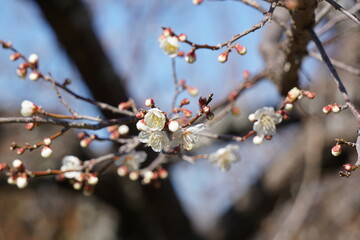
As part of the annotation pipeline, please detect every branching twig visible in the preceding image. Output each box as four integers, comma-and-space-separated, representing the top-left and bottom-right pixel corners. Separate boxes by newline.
325, 0, 360, 24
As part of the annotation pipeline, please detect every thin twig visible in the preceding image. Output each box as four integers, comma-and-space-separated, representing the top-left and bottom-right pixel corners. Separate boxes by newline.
310, 29, 360, 124
325, 0, 360, 24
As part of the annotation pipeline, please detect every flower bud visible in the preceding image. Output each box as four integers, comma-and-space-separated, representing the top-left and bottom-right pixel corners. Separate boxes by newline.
248, 113, 256, 122
87, 174, 98, 185
198, 96, 207, 106
343, 163, 352, 171
180, 98, 190, 106
322, 105, 332, 114
284, 103, 293, 111
117, 166, 128, 177
136, 119, 147, 131
231, 107, 240, 116
331, 103, 341, 113
183, 109, 192, 118
16, 68, 27, 79
234, 44, 247, 55
80, 138, 92, 148
187, 86, 198, 96
29, 71, 40, 81
16, 174, 28, 189
12, 159, 23, 168
185, 51, 196, 64
206, 112, 214, 120
129, 171, 139, 181
20, 100, 37, 117
41, 146, 53, 158
303, 90, 315, 99
28, 53, 39, 64
118, 125, 130, 135
158, 169, 168, 179
168, 120, 180, 132
25, 122, 36, 130
136, 111, 145, 119
10, 52, 22, 61
118, 101, 131, 110
162, 28, 173, 37
43, 137, 52, 146
193, 0, 204, 5
178, 33, 187, 42
202, 105, 210, 113
253, 135, 264, 145
331, 144, 342, 156
0, 163, 8, 171
73, 182, 82, 190
286, 87, 302, 102
7, 177, 16, 185
218, 52, 228, 63
145, 98, 155, 108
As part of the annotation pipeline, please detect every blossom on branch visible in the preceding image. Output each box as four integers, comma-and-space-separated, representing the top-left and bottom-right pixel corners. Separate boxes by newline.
159, 36, 180, 58
139, 130, 169, 152
249, 107, 282, 143
172, 124, 205, 151
116, 151, 147, 171
209, 144, 241, 171
144, 108, 166, 131
20, 100, 37, 117
60, 155, 82, 179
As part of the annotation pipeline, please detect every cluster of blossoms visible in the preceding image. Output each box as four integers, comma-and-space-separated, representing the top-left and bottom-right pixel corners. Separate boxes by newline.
137, 107, 205, 152
58, 156, 98, 196
2, 159, 29, 189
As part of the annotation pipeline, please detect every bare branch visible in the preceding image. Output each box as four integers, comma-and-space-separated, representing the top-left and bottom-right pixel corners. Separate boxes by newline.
325, 0, 360, 24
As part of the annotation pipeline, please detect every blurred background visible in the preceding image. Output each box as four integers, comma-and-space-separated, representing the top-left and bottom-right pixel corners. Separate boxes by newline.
0, 0, 359, 239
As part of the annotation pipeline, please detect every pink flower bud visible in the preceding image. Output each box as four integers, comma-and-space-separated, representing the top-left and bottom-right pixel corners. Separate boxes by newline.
180, 98, 190, 106
234, 44, 247, 55
331, 103, 341, 113
2, 41, 12, 48
331, 144, 342, 156
136, 111, 145, 119
218, 52, 228, 63
158, 169, 168, 179
87, 174, 98, 185
145, 98, 155, 107
80, 138, 92, 148
303, 90, 315, 99
322, 105, 332, 114
343, 163, 352, 171
0, 163, 8, 171
198, 97, 207, 106
183, 109, 192, 118
162, 28, 173, 37
16, 68, 27, 79
25, 122, 36, 130
231, 107, 240, 116
178, 33, 187, 42
118, 101, 131, 110
243, 70, 250, 79
206, 112, 214, 120
10, 52, 22, 61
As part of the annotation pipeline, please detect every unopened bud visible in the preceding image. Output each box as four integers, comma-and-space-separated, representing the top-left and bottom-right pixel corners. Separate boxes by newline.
21, 100, 37, 117
180, 98, 190, 106
187, 86, 198, 96
12, 159, 23, 168
253, 135, 264, 145
168, 120, 180, 132
87, 174, 99, 185
322, 105, 332, 114
248, 113, 256, 122
234, 44, 247, 55
29, 71, 40, 81
284, 103, 293, 111
16, 175, 28, 189
158, 169, 168, 179
343, 163, 352, 171
136, 119, 147, 131
16, 68, 27, 79
193, 0, 204, 5
129, 171, 139, 181
183, 109, 192, 118
331, 103, 341, 113
185, 51, 196, 64
178, 33, 187, 42
206, 112, 214, 120
286, 87, 302, 102
0, 163, 8, 171
80, 138, 92, 148
162, 28, 173, 37
303, 90, 315, 99
202, 105, 210, 113
28, 53, 39, 64
218, 52, 228, 63
145, 98, 155, 108
10, 52, 22, 61
43, 137, 52, 146
73, 182, 82, 190
41, 146, 53, 158
232, 107, 240, 116
198, 96, 207, 106
331, 144, 342, 156
118, 125, 130, 135
25, 122, 36, 130
117, 166, 128, 177
136, 111, 145, 119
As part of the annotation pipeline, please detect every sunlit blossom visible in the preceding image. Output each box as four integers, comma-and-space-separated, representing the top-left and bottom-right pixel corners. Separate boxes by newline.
20, 100, 37, 117
209, 144, 241, 171
251, 107, 282, 138
139, 130, 169, 152
144, 108, 166, 131
172, 124, 205, 151
159, 36, 180, 57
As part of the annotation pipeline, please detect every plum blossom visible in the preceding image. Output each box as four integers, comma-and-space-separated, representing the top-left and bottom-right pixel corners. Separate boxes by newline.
209, 144, 241, 171
60, 155, 82, 179
144, 108, 166, 131
159, 36, 180, 57
172, 124, 205, 151
250, 107, 282, 140
116, 151, 147, 171
139, 130, 169, 152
